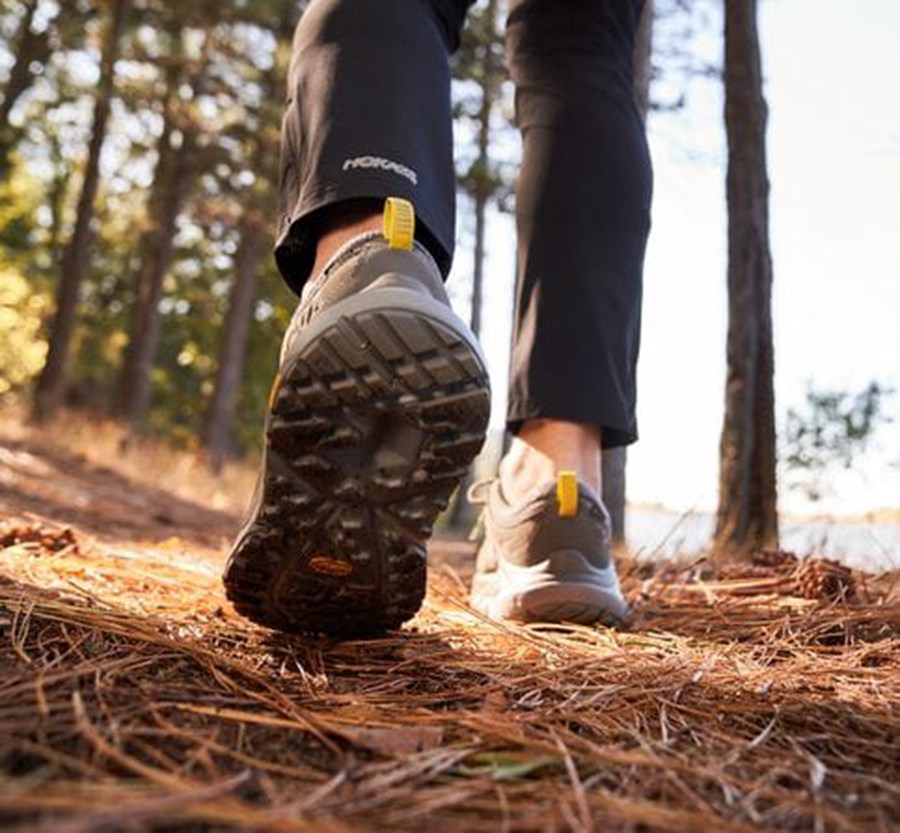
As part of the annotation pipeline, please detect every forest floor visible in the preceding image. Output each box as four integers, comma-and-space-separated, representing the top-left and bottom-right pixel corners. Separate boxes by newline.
0, 410, 897, 832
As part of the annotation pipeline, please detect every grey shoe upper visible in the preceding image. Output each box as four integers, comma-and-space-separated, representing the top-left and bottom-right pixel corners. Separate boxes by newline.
281, 233, 449, 365
473, 478, 614, 575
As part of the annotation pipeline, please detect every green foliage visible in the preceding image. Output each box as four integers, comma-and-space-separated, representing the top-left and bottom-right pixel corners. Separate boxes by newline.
451, 0, 515, 212
0, 0, 512, 460
0, 0, 302, 454
783, 381, 894, 501
0, 267, 48, 396
0, 154, 50, 398
0, 152, 42, 259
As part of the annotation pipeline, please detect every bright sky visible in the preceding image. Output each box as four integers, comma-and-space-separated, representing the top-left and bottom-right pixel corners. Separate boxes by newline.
448, 0, 900, 517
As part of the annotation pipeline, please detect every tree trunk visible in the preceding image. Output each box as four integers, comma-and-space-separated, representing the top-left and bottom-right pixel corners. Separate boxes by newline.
117, 31, 210, 436
0, 0, 50, 171
204, 219, 267, 471
713, 0, 778, 559
201, 5, 296, 468
601, 447, 627, 547
471, 183, 486, 338
33, 0, 130, 423
117, 137, 194, 433
469, 0, 499, 339
442, 0, 499, 532
115, 104, 175, 420
46, 140, 70, 269
602, 0, 653, 547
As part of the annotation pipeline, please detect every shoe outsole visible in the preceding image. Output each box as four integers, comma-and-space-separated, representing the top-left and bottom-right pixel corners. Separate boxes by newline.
470, 551, 629, 627
471, 581, 629, 627
224, 290, 489, 637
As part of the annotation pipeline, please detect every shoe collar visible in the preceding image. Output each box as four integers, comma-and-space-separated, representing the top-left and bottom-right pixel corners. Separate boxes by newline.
474, 476, 605, 521
301, 231, 441, 306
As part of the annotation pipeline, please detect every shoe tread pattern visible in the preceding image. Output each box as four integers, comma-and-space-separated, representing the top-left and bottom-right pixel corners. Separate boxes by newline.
224, 306, 489, 636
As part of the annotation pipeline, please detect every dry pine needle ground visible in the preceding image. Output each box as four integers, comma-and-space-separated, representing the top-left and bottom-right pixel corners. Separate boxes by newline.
0, 521, 897, 832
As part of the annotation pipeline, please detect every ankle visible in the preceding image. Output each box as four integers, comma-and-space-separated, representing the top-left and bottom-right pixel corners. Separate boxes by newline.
311, 204, 383, 277
499, 419, 602, 505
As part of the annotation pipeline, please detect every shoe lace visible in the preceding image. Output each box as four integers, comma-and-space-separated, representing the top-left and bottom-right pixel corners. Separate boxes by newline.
466, 478, 495, 506
465, 478, 495, 542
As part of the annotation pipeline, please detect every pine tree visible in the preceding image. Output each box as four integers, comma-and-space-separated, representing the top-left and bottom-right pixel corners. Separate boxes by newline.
0, 0, 50, 172
33, 0, 132, 422
116, 27, 210, 434
714, 0, 778, 557
453, 0, 512, 338
204, 0, 299, 469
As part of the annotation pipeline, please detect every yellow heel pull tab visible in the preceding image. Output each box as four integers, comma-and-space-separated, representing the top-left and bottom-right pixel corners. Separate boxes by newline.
557, 471, 578, 518
383, 197, 415, 251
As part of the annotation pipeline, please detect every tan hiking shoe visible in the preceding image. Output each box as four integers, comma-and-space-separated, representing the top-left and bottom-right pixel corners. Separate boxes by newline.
225, 199, 490, 636
469, 472, 629, 625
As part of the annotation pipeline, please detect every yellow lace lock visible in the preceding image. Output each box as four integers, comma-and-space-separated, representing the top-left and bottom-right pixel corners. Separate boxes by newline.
383, 197, 415, 251
557, 471, 578, 518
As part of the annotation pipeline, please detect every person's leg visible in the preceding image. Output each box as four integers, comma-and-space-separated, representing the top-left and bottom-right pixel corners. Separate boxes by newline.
225, 0, 489, 636
501, 0, 653, 504
469, 0, 651, 625
274, 0, 473, 294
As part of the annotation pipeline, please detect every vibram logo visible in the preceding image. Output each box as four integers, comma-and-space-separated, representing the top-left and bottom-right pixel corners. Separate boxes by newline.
308, 556, 354, 577
342, 155, 418, 186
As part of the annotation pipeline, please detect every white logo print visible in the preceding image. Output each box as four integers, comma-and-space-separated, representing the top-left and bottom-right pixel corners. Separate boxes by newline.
342, 156, 418, 186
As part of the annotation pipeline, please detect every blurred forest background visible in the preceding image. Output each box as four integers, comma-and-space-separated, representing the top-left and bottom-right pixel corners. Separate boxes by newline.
2, 0, 309, 460
0, 0, 532, 463
0, 0, 895, 556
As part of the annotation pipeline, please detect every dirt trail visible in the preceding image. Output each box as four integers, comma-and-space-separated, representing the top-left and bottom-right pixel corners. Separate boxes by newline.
0, 431, 239, 549
1, 428, 897, 832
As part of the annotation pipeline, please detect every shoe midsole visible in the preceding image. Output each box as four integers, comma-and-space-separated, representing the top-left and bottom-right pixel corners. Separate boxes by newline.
471, 551, 628, 622
286, 284, 488, 380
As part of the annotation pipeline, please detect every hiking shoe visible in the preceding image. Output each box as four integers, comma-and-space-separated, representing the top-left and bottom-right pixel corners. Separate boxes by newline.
469, 472, 629, 625
224, 199, 490, 636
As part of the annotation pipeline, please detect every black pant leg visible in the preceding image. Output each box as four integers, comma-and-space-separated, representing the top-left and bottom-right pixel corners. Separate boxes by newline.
506, 0, 653, 447
274, 0, 473, 295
